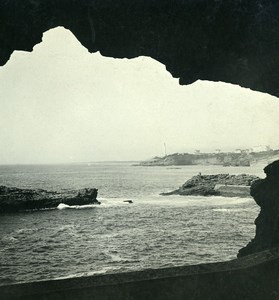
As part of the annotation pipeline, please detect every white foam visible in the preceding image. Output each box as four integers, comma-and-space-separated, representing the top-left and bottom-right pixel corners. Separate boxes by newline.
57, 203, 99, 210
1, 235, 18, 243
54, 266, 120, 280
109, 253, 124, 262
132, 195, 253, 207
57, 203, 70, 210
212, 208, 241, 213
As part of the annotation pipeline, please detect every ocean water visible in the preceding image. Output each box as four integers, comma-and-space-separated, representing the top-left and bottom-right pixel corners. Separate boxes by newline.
0, 162, 265, 285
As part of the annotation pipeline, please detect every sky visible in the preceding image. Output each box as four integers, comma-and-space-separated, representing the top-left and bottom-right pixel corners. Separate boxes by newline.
1, 27, 279, 164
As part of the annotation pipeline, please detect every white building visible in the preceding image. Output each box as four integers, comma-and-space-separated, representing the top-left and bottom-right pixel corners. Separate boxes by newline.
251, 145, 271, 153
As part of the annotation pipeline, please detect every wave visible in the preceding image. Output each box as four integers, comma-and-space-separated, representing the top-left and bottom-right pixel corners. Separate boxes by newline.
55, 195, 253, 211
57, 203, 99, 210
212, 208, 242, 213
16, 228, 38, 234
56, 224, 76, 232
108, 253, 125, 262
1, 235, 18, 243
53, 266, 125, 281
56, 198, 136, 210
134, 195, 253, 207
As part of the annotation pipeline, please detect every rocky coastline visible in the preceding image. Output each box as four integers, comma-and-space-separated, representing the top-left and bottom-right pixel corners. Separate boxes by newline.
161, 174, 260, 197
0, 186, 100, 213
138, 149, 279, 167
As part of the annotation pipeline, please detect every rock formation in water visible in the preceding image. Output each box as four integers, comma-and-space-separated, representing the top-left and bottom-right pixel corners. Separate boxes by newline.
0, 186, 100, 213
161, 174, 259, 197
1, 1, 279, 97
238, 160, 279, 257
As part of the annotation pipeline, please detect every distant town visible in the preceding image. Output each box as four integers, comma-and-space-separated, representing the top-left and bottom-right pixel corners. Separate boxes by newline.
138, 146, 279, 167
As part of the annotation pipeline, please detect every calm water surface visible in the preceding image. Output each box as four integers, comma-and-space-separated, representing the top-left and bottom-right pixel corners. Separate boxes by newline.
0, 162, 264, 285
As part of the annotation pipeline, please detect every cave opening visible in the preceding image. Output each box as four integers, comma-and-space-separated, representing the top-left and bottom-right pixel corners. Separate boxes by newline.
0, 26, 279, 284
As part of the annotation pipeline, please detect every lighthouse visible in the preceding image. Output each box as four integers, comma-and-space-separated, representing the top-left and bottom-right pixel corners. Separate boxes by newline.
164, 143, 167, 157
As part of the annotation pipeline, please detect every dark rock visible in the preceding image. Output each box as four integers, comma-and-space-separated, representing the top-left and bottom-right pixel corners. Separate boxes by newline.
161, 174, 259, 197
238, 160, 279, 257
123, 200, 133, 203
0, 186, 100, 213
1, 1, 279, 97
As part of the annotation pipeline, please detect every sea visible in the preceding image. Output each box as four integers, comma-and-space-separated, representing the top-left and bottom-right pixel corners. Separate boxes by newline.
0, 162, 266, 285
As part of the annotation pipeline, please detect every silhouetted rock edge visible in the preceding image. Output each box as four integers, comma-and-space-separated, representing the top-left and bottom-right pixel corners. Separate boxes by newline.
238, 160, 279, 257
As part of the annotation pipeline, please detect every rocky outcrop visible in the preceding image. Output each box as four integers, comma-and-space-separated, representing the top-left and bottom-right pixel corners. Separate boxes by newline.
238, 160, 279, 257
0, 186, 100, 213
1, 1, 279, 97
162, 174, 259, 197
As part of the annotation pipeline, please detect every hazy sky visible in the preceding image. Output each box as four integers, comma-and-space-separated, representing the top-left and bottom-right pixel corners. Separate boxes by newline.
1, 27, 279, 164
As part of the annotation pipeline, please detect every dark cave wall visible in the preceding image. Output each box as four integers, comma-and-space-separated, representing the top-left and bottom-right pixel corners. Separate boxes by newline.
239, 160, 279, 257
1, 0, 279, 97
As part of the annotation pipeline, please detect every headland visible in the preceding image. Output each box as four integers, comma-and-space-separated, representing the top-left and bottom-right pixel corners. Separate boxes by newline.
137, 148, 279, 167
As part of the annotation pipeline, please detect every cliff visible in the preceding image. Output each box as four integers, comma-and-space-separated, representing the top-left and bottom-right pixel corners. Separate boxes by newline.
162, 174, 259, 197
0, 186, 100, 213
238, 160, 279, 257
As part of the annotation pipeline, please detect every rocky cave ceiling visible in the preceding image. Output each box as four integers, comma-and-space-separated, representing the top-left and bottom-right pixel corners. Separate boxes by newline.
0, 0, 279, 97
